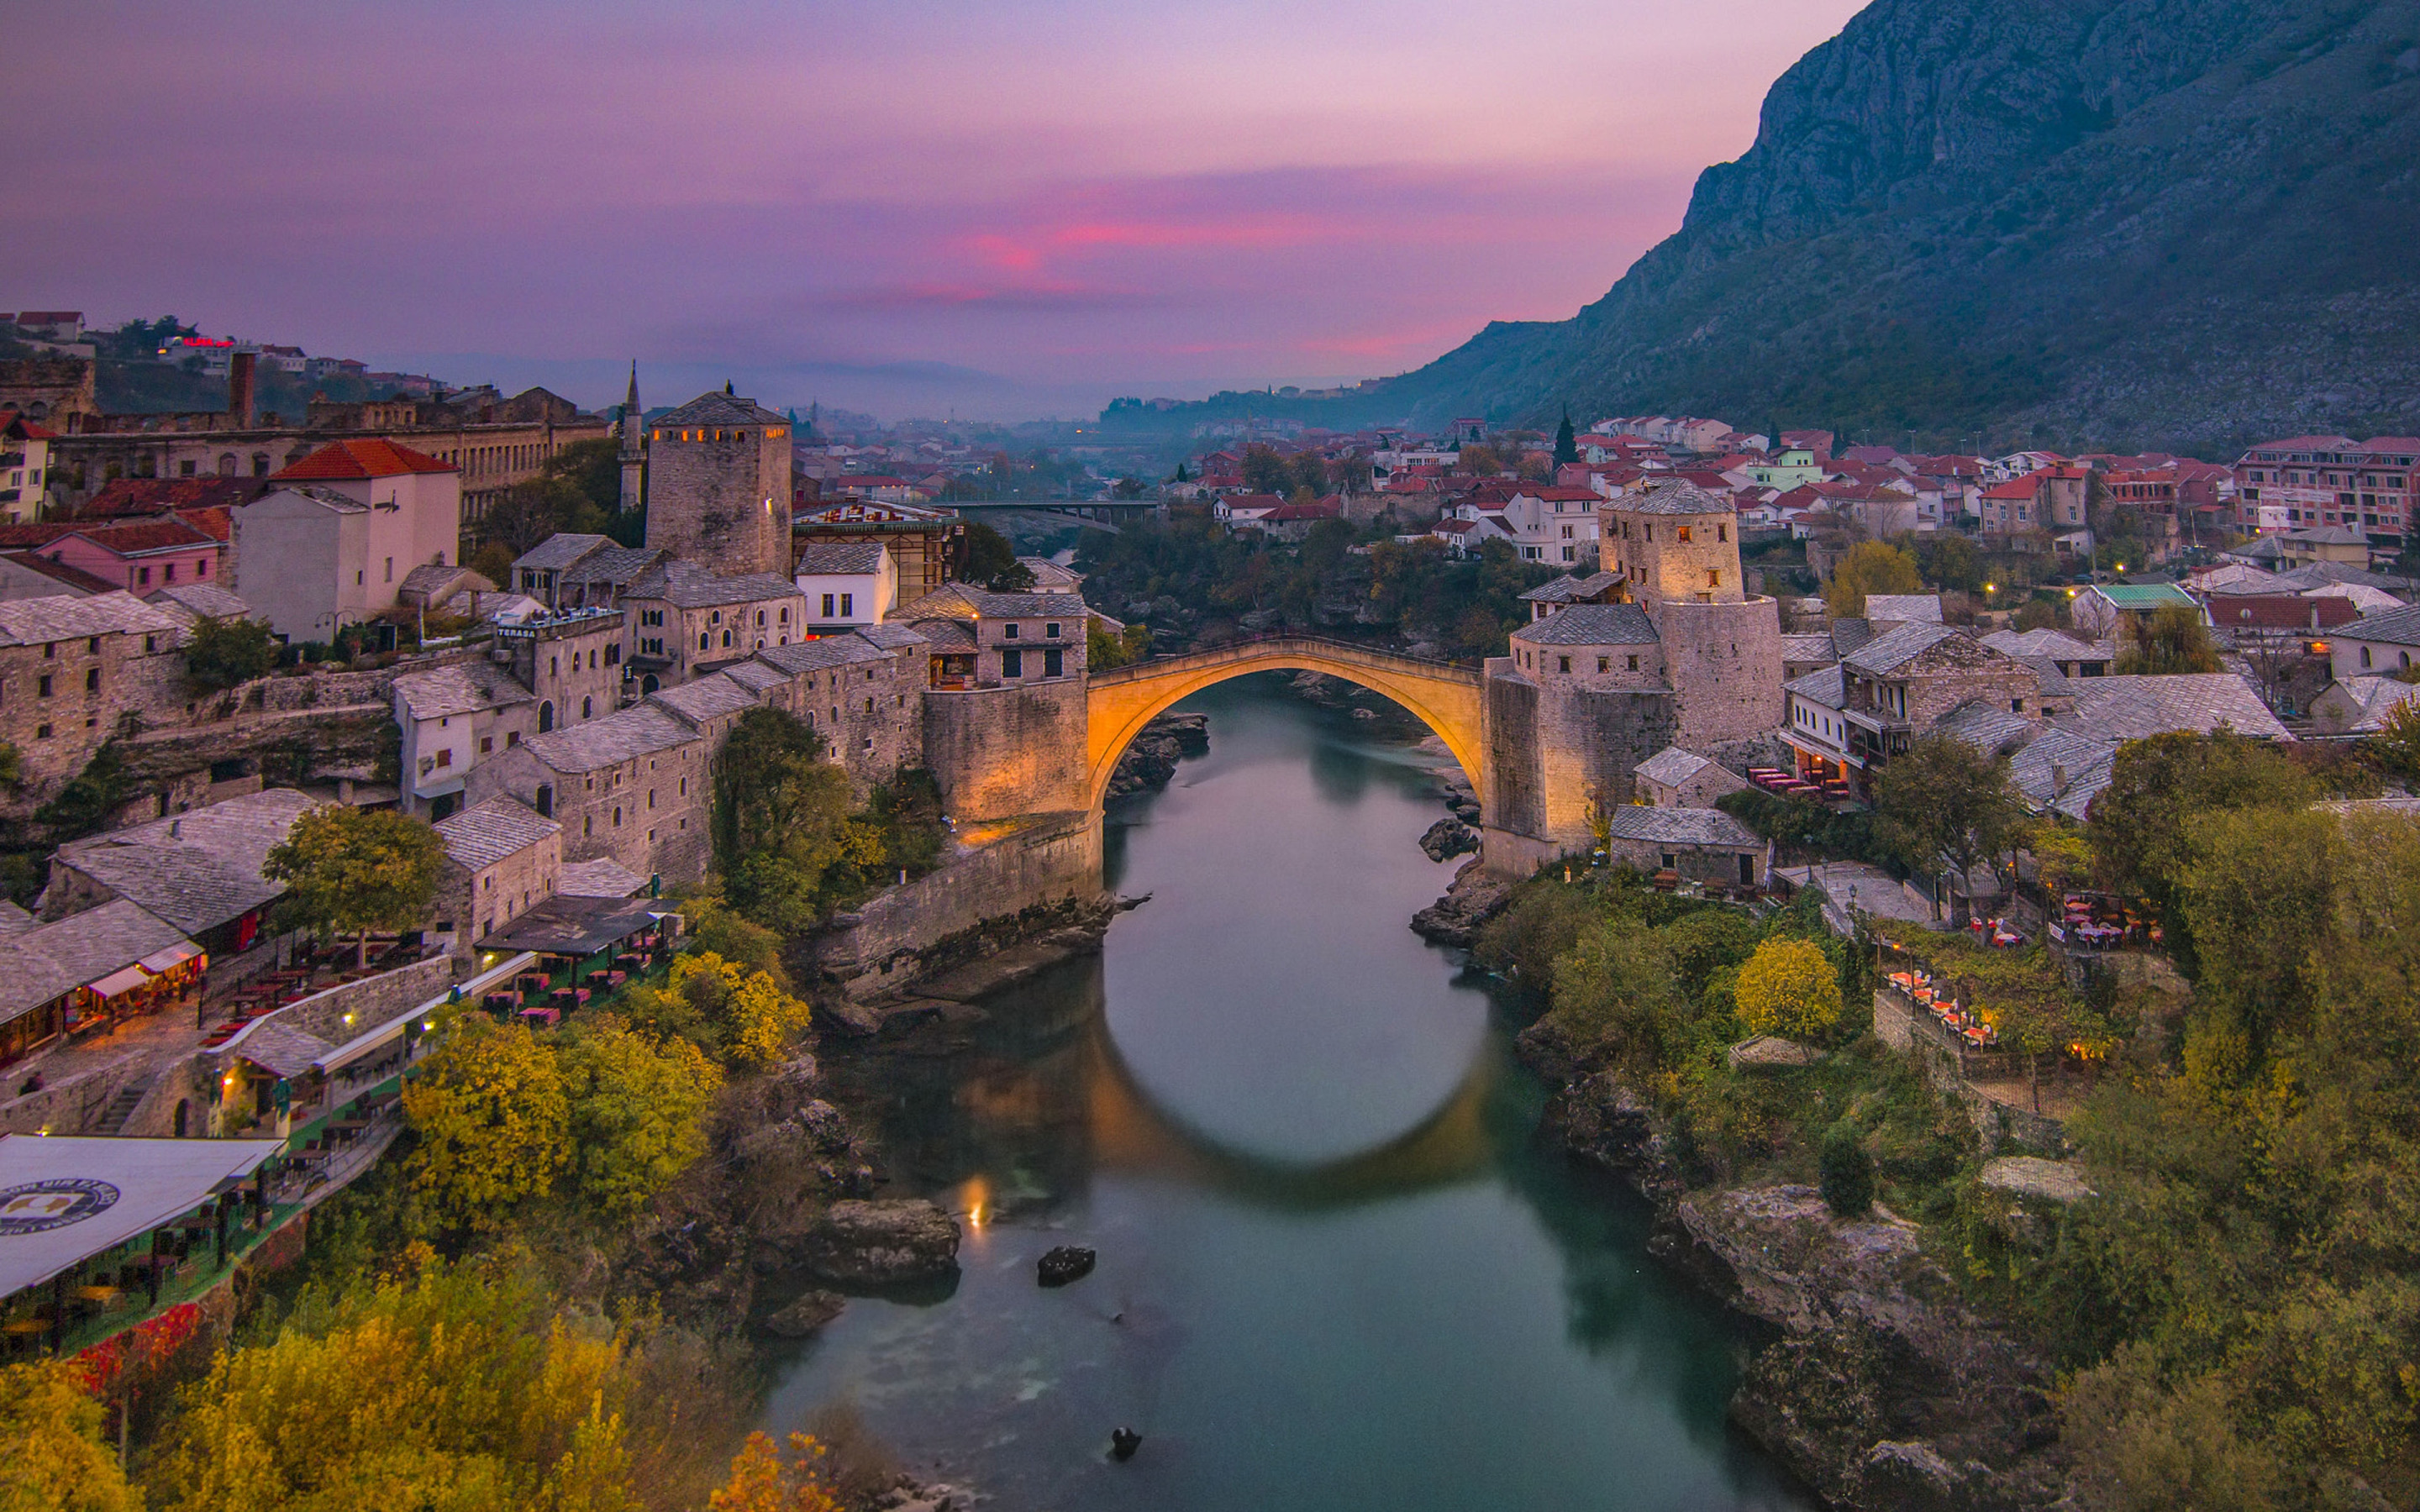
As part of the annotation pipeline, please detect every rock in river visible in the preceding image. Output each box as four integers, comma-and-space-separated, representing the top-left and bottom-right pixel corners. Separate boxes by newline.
797, 1199, 961, 1285
762, 1289, 847, 1337
1418, 816, 1480, 862
1037, 1245, 1097, 1287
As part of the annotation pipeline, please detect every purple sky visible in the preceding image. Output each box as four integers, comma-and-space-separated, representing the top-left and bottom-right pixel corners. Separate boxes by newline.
5, 0, 1863, 420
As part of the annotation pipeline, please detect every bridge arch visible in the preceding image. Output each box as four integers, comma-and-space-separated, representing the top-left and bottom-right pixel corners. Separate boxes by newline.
1083, 636, 1486, 815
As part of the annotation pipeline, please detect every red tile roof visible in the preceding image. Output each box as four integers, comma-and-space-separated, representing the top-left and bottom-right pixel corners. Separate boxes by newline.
2207, 595, 2363, 630
271, 438, 455, 480
60, 519, 219, 557
0, 552, 115, 594
174, 506, 233, 543
0, 410, 58, 440
76, 477, 275, 517
0, 522, 74, 549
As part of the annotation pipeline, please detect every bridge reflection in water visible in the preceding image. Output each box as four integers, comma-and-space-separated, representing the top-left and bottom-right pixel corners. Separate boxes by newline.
826, 952, 1501, 1228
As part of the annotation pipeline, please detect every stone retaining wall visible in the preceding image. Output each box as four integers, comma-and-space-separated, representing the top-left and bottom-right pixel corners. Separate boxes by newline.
1874, 990, 2068, 1153
226, 953, 458, 1050
813, 811, 1103, 997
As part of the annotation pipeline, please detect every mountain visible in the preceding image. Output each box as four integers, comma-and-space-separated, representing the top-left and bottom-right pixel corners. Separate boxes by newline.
1181, 0, 2420, 453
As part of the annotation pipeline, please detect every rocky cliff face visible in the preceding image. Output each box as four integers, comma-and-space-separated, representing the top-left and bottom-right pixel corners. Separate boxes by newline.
1369, 0, 2420, 452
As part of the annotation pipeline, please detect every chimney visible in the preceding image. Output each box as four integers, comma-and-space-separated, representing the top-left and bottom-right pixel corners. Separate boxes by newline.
2051, 763, 2066, 795
228, 350, 257, 428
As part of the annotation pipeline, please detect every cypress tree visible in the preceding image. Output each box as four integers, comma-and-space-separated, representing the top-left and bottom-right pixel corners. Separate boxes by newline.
1554, 408, 1578, 468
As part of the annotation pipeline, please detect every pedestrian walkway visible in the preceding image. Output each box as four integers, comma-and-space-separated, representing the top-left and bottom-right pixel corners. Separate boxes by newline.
1774, 862, 1944, 933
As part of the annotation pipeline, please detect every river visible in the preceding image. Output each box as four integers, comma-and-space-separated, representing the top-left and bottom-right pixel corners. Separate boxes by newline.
765, 674, 1812, 1511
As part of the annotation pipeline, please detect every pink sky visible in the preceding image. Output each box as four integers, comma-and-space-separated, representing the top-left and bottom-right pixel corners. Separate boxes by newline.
2, 0, 1865, 419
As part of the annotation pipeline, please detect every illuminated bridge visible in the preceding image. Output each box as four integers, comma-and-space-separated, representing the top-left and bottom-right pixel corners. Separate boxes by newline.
1084, 636, 1486, 815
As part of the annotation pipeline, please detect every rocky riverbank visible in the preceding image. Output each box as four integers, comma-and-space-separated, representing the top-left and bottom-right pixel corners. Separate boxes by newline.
1519, 1030, 2072, 1511
1103, 711, 1209, 801
1410, 858, 1513, 948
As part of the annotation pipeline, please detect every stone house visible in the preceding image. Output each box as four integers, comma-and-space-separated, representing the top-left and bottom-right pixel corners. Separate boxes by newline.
1632, 746, 1750, 808
906, 584, 1089, 689
43, 787, 318, 958
1601, 805, 1770, 890
509, 533, 668, 612
2070, 582, 2197, 640
623, 559, 807, 689
0, 592, 189, 798
755, 629, 927, 788
2328, 603, 2420, 680
468, 704, 713, 889
795, 542, 896, 631
1830, 622, 2040, 795
430, 796, 561, 956
33, 517, 224, 596
2311, 676, 2420, 735
232, 439, 463, 643
393, 659, 536, 821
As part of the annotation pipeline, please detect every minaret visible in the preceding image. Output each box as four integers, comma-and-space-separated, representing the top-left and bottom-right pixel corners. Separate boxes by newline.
618, 362, 645, 514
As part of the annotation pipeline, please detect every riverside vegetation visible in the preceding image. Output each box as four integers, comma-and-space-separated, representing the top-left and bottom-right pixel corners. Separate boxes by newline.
1481, 728, 2420, 1509
0, 710, 972, 1511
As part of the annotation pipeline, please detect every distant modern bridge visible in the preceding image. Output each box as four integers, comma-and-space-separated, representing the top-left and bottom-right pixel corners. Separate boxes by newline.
1084, 636, 1486, 815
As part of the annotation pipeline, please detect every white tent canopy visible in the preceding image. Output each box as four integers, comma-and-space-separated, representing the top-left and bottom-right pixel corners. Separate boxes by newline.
0, 1135, 283, 1298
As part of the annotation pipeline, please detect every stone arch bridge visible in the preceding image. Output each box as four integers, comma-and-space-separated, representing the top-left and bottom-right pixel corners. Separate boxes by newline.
1085, 636, 1486, 814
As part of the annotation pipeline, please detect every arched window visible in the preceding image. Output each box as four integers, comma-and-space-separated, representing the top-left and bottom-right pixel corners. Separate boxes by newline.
538, 701, 555, 732
217, 453, 238, 475
581, 695, 592, 718
174, 1100, 190, 1138
251, 453, 271, 476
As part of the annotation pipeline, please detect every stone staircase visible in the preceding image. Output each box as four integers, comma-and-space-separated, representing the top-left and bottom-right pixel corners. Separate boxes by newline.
92, 1074, 155, 1137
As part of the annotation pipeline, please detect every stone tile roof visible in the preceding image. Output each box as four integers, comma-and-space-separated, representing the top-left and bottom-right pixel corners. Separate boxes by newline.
1841, 620, 1973, 675
2010, 729, 2119, 822
557, 858, 647, 898
1781, 633, 1838, 664
758, 634, 894, 675
392, 659, 534, 721
0, 591, 182, 648
1518, 570, 1620, 604
2323, 675, 2420, 732
720, 660, 790, 696
1934, 698, 2039, 755
903, 617, 978, 654
1617, 480, 1735, 516
2337, 603, 2420, 648
1634, 747, 1715, 788
2267, 562, 2409, 595
1603, 805, 1760, 848
628, 559, 801, 608
796, 543, 886, 575
0, 901, 33, 940
1512, 602, 1659, 646
1981, 628, 2110, 662
0, 900, 192, 1023
1828, 618, 1876, 658
1862, 594, 1943, 623
2054, 674, 2291, 743
145, 582, 255, 622
655, 391, 788, 428
522, 706, 698, 774
52, 788, 319, 936
648, 673, 762, 727
854, 623, 929, 651
232, 1021, 336, 1079
913, 582, 1087, 619
1786, 664, 1848, 710
399, 563, 493, 602
434, 796, 559, 871
512, 534, 611, 573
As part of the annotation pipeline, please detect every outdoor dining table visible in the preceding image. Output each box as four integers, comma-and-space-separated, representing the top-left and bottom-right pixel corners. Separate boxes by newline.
601, 970, 627, 990
520, 1006, 561, 1029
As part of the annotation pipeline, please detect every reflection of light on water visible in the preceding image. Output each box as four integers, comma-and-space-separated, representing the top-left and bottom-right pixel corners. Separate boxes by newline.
953, 1174, 992, 1238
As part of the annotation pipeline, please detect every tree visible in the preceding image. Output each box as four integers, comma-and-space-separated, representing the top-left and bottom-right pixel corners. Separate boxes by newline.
485, 475, 593, 556
957, 522, 1034, 591
1825, 540, 1923, 617
710, 1433, 841, 1512
1873, 733, 2023, 921
559, 1015, 723, 1216
182, 615, 278, 691
1086, 619, 1150, 670
1554, 409, 1579, 469
35, 743, 129, 841
712, 708, 884, 931
401, 1015, 569, 1229
2365, 694, 2420, 784
1455, 444, 1506, 476
2113, 604, 2220, 675
145, 1256, 654, 1512
1819, 1121, 1875, 1216
2175, 806, 2342, 1079
262, 805, 447, 966
725, 972, 813, 1068
2084, 730, 2311, 932
0, 1359, 141, 1512
1734, 937, 1843, 1040
539, 435, 623, 516
467, 538, 518, 590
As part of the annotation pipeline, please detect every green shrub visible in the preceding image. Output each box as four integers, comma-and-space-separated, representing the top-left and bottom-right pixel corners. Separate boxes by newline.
1819, 1120, 1875, 1216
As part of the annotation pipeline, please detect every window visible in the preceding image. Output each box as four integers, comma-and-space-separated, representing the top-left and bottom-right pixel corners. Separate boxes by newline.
1046, 622, 1061, 638
434, 747, 451, 769
86, 638, 97, 654
699, 633, 711, 650
1558, 655, 1571, 673
356, 570, 365, 585
581, 696, 593, 718
1597, 657, 1609, 673
480, 736, 494, 754
822, 593, 834, 617
145, 635, 156, 653
583, 815, 592, 836
197, 559, 209, 577
1044, 647, 1064, 678
605, 643, 618, 666
384, 557, 393, 583
1676, 525, 1691, 543
84, 668, 98, 692
839, 593, 853, 617
41, 643, 52, 659
1002, 648, 1023, 678
2363, 646, 2373, 668
1707, 570, 1721, 588
37, 675, 50, 698
1626, 655, 1639, 671
36, 723, 50, 739
137, 566, 150, 586
757, 610, 766, 627
535, 785, 553, 816
1718, 525, 1727, 542
1003, 622, 1019, 639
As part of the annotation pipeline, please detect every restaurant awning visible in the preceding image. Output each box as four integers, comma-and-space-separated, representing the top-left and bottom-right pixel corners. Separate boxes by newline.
139, 942, 205, 974
480, 896, 667, 959
0, 1135, 284, 1299
235, 1023, 337, 1079
87, 965, 153, 1000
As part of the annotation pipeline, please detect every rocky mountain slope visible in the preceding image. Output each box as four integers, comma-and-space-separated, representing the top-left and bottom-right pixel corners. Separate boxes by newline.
1344, 0, 2420, 452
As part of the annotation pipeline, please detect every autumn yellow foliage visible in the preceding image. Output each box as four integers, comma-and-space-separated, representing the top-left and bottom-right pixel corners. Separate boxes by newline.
0, 1359, 142, 1512
401, 1015, 569, 1230
708, 1432, 840, 1512
1733, 937, 1842, 1040
727, 973, 813, 1068
560, 1015, 724, 1216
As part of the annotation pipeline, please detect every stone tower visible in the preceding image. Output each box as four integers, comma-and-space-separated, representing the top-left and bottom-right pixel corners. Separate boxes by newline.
618, 363, 644, 514
1484, 602, 1678, 871
642, 388, 793, 577
1602, 480, 1785, 749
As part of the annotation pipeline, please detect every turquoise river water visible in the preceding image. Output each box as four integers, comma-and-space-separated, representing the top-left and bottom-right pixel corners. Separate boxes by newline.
763, 674, 1812, 1512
